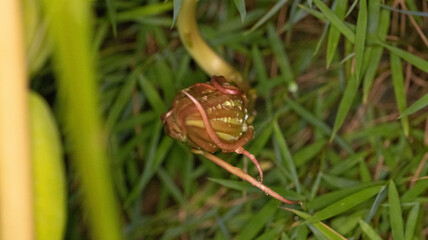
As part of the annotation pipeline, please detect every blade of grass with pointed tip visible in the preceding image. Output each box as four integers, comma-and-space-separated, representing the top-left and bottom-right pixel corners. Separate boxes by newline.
247, 0, 288, 34
354, 0, 367, 81
105, 72, 138, 132
235, 199, 278, 240
272, 121, 301, 193
363, 6, 390, 103
297, 4, 327, 22
314, 22, 329, 56
105, 0, 117, 36
307, 185, 382, 223
389, 180, 404, 240
378, 41, 428, 74
313, 0, 355, 43
283, 208, 346, 240
404, 203, 419, 240
331, 74, 359, 140
402, 178, 428, 202
307, 182, 380, 210
359, 219, 382, 240
400, 93, 428, 118
381, 4, 428, 17
326, 0, 348, 68
390, 52, 409, 136
171, 0, 182, 27
365, 185, 388, 223
138, 75, 167, 116
267, 24, 295, 88
234, 0, 246, 23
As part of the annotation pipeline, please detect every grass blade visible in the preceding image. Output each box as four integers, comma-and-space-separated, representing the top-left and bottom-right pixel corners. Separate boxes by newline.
138, 75, 167, 116
272, 121, 301, 193
359, 219, 382, 240
307, 185, 382, 223
404, 204, 420, 240
171, 0, 182, 27
402, 178, 428, 202
105, 0, 117, 36
235, 199, 278, 240
247, 0, 288, 34
354, 0, 367, 81
389, 180, 404, 240
390, 52, 409, 136
283, 208, 346, 240
331, 74, 359, 140
378, 41, 428, 74
313, 0, 355, 43
234, 0, 247, 23
326, 0, 348, 68
400, 93, 428, 118
363, 6, 390, 103
267, 24, 295, 90
365, 185, 388, 222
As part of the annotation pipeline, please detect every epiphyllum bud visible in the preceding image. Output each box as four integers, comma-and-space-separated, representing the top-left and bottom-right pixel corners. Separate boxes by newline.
162, 76, 263, 182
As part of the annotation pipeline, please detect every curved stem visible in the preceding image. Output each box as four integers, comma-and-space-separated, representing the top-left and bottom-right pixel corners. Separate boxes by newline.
193, 149, 301, 205
177, 0, 248, 92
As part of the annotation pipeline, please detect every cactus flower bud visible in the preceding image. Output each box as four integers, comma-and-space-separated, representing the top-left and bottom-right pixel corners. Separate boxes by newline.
162, 76, 264, 182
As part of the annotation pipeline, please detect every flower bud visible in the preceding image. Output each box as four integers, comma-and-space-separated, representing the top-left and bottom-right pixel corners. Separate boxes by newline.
161, 76, 253, 153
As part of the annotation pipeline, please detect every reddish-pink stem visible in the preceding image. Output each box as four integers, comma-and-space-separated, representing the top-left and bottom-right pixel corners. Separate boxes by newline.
236, 147, 263, 183
193, 149, 301, 205
182, 90, 264, 183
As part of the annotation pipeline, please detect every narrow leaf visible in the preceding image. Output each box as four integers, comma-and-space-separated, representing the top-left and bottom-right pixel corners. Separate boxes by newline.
326, 0, 348, 67
404, 204, 420, 240
267, 24, 295, 89
273, 121, 301, 193
171, 0, 182, 27
354, 0, 367, 81
236, 200, 278, 240
283, 208, 346, 240
307, 185, 382, 223
390, 52, 409, 136
331, 74, 359, 140
313, 0, 355, 43
388, 180, 404, 240
378, 41, 428, 74
359, 219, 382, 240
105, 0, 117, 36
247, 0, 288, 34
400, 93, 428, 118
234, 0, 247, 23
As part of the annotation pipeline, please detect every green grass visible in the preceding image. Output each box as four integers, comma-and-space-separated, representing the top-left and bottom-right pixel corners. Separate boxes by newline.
26, 0, 428, 239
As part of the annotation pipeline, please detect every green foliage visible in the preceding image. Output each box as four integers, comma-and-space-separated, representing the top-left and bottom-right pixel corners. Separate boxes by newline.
27, 0, 428, 239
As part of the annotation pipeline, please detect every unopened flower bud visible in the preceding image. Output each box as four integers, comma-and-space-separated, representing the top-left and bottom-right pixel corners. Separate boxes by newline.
161, 76, 253, 153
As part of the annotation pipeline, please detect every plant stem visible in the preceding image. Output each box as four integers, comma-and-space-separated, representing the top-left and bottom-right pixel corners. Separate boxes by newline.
177, 0, 248, 92
193, 150, 301, 205
0, 0, 33, 239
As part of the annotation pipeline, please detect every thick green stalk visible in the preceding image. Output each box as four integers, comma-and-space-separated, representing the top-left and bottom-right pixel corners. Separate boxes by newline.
42, 0, 122, 239
177, 0, 248, 92
177, 0, 255, 117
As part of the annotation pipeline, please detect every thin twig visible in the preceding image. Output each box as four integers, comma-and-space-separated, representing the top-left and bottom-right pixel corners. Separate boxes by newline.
193, 149, 301, 205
